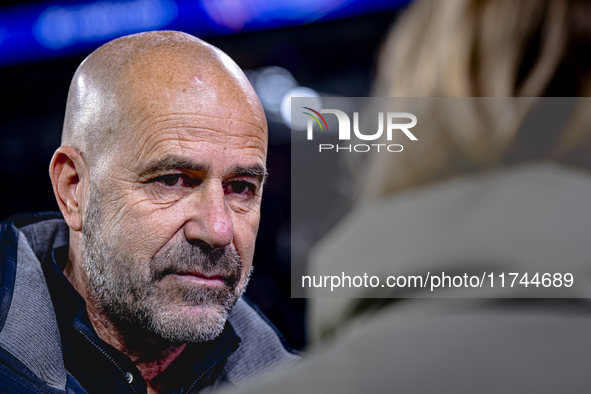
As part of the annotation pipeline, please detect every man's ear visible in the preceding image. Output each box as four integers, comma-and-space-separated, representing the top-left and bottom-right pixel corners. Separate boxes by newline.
49, 146, 89, 232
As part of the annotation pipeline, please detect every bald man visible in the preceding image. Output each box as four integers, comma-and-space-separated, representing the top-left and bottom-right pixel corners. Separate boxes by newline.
0, 31, 298, 394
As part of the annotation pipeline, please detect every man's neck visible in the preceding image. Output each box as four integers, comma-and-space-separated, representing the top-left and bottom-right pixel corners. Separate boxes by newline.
86, 304, 188, 393
135, 344, 187, 394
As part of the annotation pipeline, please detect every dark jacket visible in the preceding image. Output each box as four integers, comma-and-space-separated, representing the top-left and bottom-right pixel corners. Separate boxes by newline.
0, 212, 299, 394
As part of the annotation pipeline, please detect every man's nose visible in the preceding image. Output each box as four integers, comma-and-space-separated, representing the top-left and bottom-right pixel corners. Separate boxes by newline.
184, 182, 233, 249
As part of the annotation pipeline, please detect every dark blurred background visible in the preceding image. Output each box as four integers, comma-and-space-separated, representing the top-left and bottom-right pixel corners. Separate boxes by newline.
0, 0, 410, 350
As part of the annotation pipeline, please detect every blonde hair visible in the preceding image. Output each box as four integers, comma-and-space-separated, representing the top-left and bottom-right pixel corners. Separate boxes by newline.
361, 0, 591, 199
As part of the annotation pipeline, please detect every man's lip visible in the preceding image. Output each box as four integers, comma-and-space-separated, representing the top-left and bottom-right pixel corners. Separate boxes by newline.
176, 271, 225, 280
167, 272, 228, 285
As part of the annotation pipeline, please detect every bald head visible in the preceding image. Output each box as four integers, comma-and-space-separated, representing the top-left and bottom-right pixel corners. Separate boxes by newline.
62, 31, 266, 170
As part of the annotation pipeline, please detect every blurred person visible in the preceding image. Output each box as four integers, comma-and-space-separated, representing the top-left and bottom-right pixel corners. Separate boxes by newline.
223, 0, 591, 393
0, 31, 299, 394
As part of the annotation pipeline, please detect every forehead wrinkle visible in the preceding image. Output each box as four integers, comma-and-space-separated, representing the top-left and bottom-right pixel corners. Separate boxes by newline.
134, 126, 266, 154
121, 129, 266, 175
170, 113, 266, 132
129, 113, 267, 138
121, 113, 267, 155
137, 122, 267, 142
123, 115, 267, 158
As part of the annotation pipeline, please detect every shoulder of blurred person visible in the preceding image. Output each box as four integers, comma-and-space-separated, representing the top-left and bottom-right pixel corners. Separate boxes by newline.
310, 160, 591, 339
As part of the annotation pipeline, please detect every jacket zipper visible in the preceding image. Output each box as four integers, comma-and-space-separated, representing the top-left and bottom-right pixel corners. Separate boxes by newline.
78, 330, 138, 394
185, 348, 236, 394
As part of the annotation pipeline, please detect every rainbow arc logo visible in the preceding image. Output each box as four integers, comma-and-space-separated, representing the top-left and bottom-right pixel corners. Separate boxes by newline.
302, 107, 328, 131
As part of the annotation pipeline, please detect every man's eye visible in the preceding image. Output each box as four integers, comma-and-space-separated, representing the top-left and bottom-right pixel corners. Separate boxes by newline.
154, 174, 192, 187
225, 181, 255, 195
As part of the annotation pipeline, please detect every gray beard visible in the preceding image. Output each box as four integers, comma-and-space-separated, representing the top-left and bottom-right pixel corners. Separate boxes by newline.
81, 186, 251, 344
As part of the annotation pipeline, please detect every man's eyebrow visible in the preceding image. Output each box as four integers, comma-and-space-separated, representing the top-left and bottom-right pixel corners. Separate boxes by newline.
138, 155, 210, 177
228, 164, 268, 185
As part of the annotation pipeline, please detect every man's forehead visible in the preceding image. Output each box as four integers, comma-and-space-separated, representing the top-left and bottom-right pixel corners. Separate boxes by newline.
132, 112, 266, 154
115, 113, 266, 175
115, 46, 266, 127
